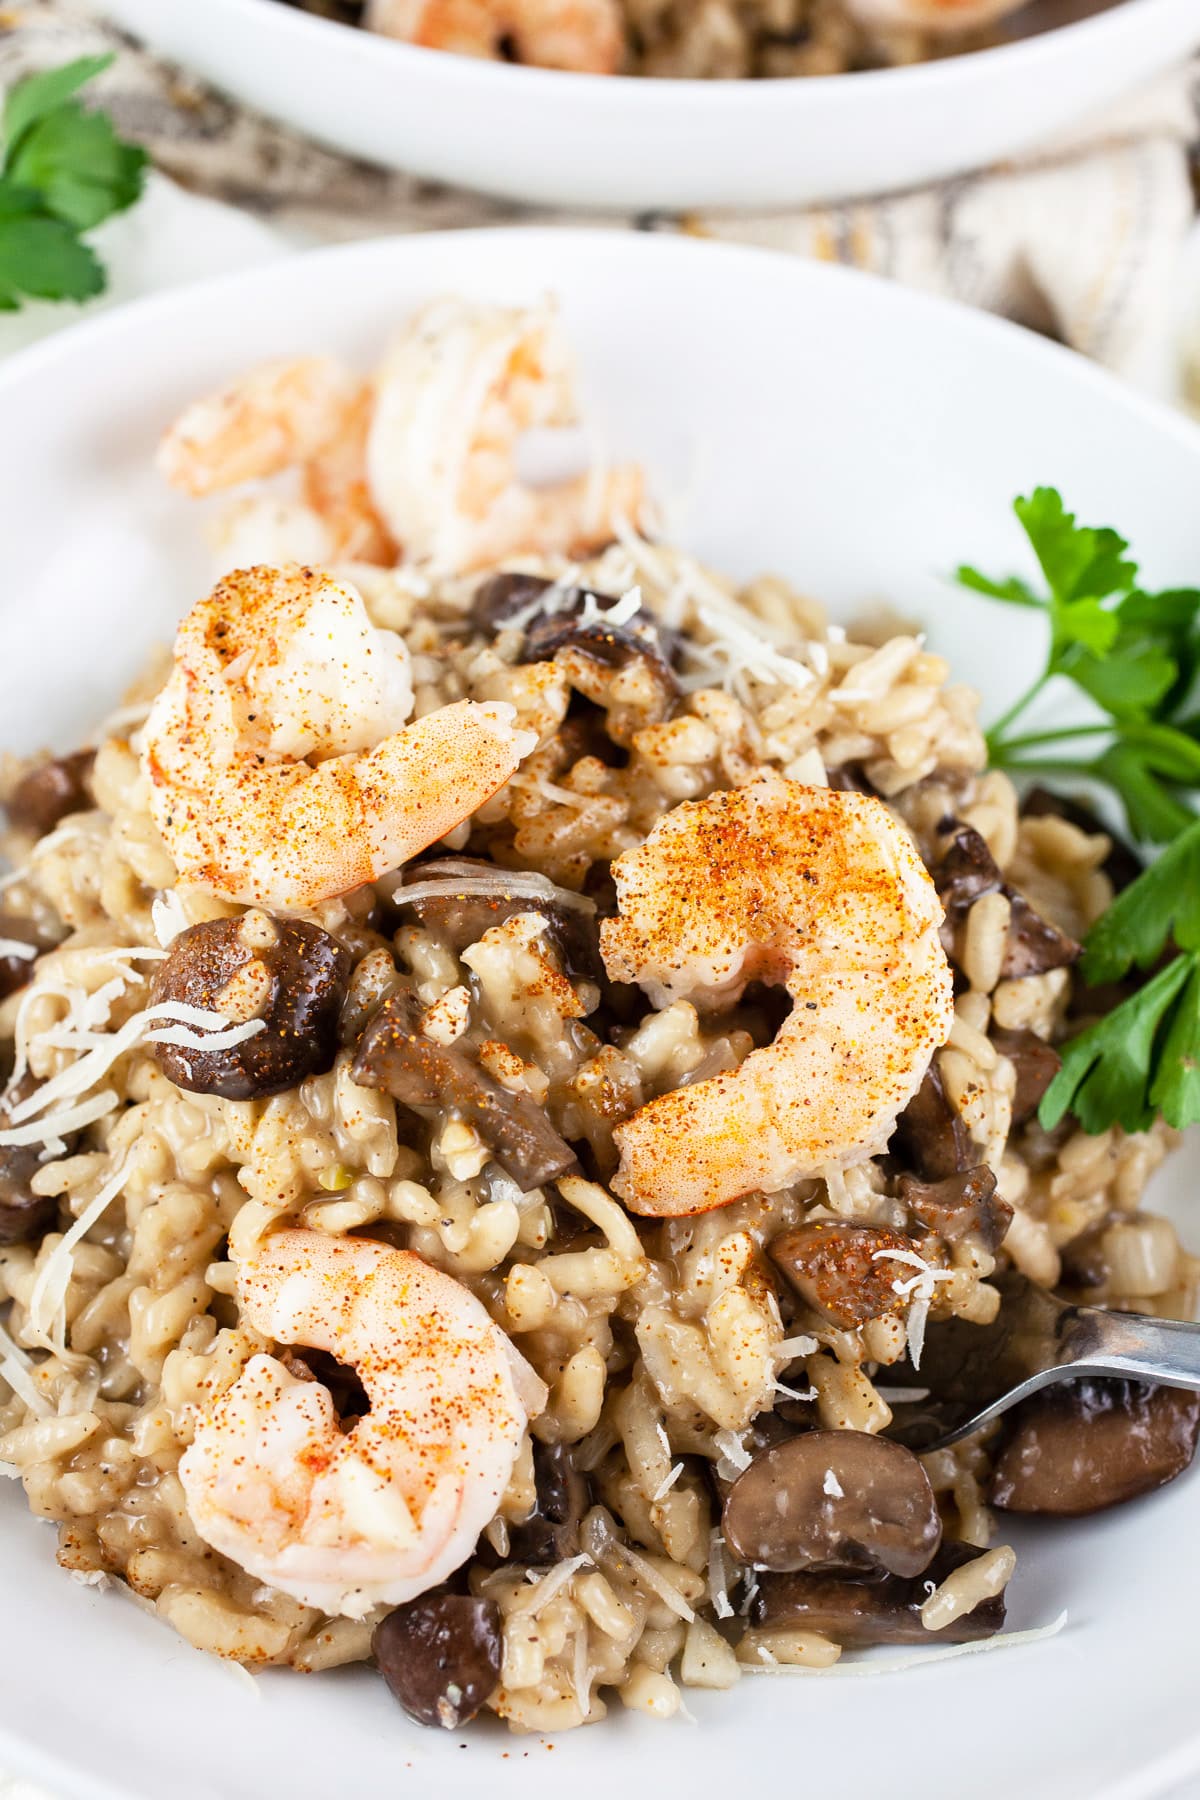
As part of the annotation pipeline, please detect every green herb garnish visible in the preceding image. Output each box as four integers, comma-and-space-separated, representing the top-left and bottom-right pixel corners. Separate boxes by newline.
958, 489, 1200, 1134
0, 55, 146, 312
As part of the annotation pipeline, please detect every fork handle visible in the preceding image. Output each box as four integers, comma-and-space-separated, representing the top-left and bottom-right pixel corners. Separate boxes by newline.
1071, 1306, 1200, 1391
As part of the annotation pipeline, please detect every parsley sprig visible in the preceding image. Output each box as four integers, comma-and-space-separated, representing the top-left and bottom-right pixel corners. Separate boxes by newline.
957, 490, 1200, 1135
959, 488, 1200, 843
0, 55, 146, 312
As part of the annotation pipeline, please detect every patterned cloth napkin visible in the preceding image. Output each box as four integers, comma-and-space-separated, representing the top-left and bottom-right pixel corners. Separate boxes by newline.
0, 0, 1198, 392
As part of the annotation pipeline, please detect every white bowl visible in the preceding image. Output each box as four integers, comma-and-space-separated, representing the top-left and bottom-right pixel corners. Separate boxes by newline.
2, 229, 1199, 1800
100, 0, 1200, 210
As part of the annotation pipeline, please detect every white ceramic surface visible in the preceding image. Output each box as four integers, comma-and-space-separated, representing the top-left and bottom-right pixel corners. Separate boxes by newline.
100, 0, 1200, 210
1, 229, 1199, 1800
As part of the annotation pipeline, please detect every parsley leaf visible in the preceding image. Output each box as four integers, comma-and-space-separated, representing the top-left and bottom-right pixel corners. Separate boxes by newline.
1079, 818, 1200, 984
0, 55, 146, 312
962, 492, 1200, 1136
1040, 954, 1195, 1134
1014, 487, 1136, 606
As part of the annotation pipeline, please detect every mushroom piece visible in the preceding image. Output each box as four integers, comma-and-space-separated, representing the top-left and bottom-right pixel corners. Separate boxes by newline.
0, 1074, 69, 1245
507, 1441, 591, 1565
990, 1378, 1200, 1516
472, 571, 680, 746
395, 857, 602, 983
0, 917, 43, 1002
722, 1429, 942, 1577
352, 990, 577, 1192
890, 1061, 975, 1182
7, 749, 94, 838
150, 912, 351, 1100
897, 1166, 1012, 1253
768, 1220, 926, 1329
750, 1540, 1007, 1646
936, 825, 1081, 980
373, 1591, 503, 1729
472, 571, 681, 669
0, 1145, 55, 1245
990, 1027, 1061, 1125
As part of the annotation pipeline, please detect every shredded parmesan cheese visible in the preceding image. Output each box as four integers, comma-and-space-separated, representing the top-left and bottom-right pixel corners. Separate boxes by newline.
707, 1530, 734, 1622
0, 1316, 47, 1416
713, 1428, 752, 1474
0, 938, 37, 962
385, 862, 595, 916
27, 1157, 132, 1351
152, 890, 190, 947
652, 1462, 684, 1502
514, 1553, 592, 1615
872, 1247, 956, 1371
822, 1469, 845, 1499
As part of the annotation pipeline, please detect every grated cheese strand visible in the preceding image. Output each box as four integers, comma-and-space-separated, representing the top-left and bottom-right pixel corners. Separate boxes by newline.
0, 938, 37, 961
27, 1159, 133, 1352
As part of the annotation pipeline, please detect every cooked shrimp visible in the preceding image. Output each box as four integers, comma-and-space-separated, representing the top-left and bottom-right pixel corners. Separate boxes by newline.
366, 0, 623, 73
179, 1230, 547, 1618
158, 358, 392, 563
599, 773, 954, 1216
140, 564, 535, 909
366, 298, 646, 572
842, 0, 1026, 34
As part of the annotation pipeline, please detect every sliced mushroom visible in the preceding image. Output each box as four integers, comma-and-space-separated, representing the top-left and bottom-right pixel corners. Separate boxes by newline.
936, 825, 1080, 980
373, 1591, 502, 1729
352, 990, 577, 1192
472, 572, 679, 747
0, 917, 43, 1002
991, 1027, 1061, 1125
473, 571, 681, 669
7, 749, 94, 838
750, 1539, 1007, 1646
891, 1061, 974, 1182
722, 1429, 942, 1577
990, 1378, 1200, 1516
396, 857, 602, 983
151, 912, 351, 1100
768, 1221, 923, 1329
0, 1074, 66, 1245
0, 1147, 54, 1245
507, 1441, 591, 1565
897, 1166, 1012, 1253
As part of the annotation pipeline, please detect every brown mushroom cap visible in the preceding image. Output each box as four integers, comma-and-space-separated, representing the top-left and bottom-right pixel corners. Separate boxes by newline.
990, 1378, 1200, 1516
508, 1441, 591, 1565
0, 917, 44, 1002
395, 857, 602, 984
936, 825, 1080, 980
891, 1061, 975, 1182
7, 750, 94, 838
151, 912, 350, 1100
722, 1430, 942, 1577
897, 1166, 1012, 1253
768, 1220, 925, 1329
0, 1072, 70, 1245
751, 1539, 1007, 1646
990, 1028, 1061, 1126
352, 990, 577, 1192
373, 1591, 502, 1730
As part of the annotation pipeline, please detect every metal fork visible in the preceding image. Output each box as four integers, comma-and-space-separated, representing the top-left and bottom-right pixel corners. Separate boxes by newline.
883, 1268, 1200, 1452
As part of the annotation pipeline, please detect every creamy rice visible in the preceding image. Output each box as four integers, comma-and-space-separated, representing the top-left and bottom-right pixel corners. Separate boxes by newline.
0, 532, 1191, 1729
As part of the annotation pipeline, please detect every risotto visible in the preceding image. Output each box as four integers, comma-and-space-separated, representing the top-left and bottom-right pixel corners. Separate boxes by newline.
279, 0, 1050, 79
0, 296, 1195, 1736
